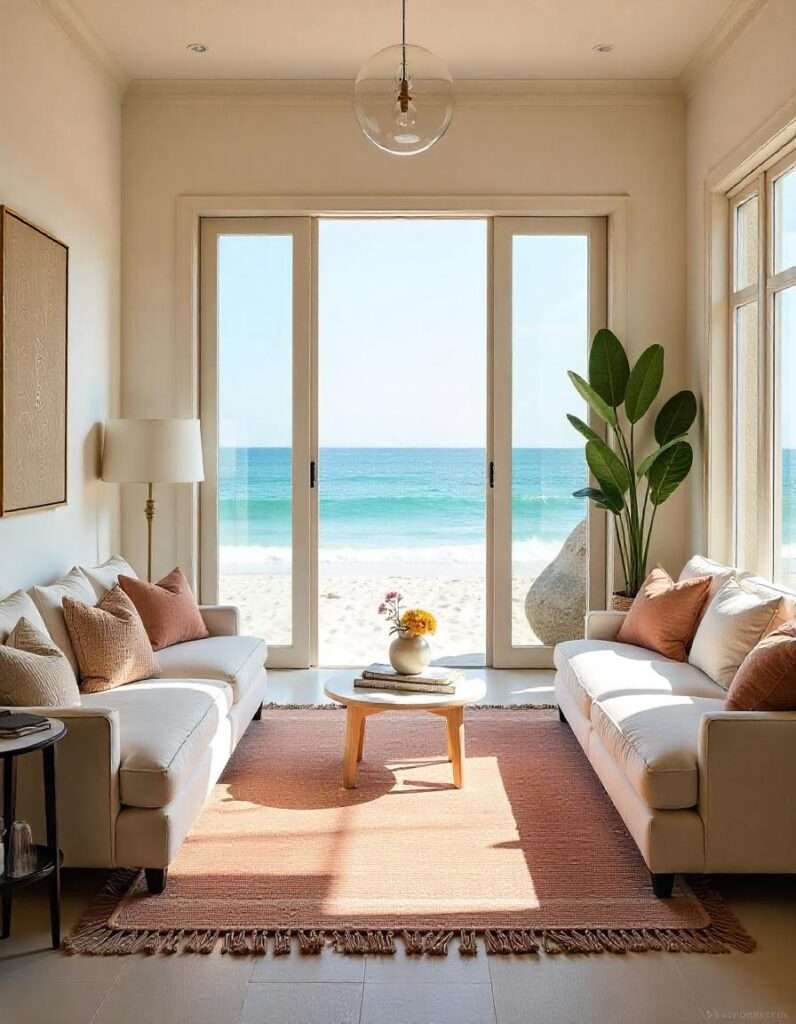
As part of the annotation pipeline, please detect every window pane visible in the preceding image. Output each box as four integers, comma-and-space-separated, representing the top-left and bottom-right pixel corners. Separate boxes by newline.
774, 168, 796, 274
511, 235, 589, 647
734, 300, 758, 572
217, 234, 293, 645
734, 195, 759, 290
776, 286, 796, 588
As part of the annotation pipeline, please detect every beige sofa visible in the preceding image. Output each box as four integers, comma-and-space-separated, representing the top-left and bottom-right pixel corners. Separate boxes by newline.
0, 557, 267, 893
554, 557, 796, 897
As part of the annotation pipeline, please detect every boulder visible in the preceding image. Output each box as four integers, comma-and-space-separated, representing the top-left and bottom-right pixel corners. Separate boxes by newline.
524, 520, 588, 645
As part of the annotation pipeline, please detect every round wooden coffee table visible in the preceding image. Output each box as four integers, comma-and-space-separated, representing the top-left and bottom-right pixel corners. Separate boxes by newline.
324, 674, 487, 790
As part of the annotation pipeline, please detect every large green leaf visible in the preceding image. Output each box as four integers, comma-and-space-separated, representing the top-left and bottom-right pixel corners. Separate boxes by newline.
573, 486, 624, 514
586, 439, 632, 497
648, 441, 693, 505
568, 372, 617, 427
588, 329, 630, 409
636, 435, 686, 478
566, 414, 602, 445
624, 344, 664, 423
654, 391, 697, 445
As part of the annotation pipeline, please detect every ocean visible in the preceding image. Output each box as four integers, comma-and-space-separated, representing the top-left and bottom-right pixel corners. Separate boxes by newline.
219, 447, 588, 578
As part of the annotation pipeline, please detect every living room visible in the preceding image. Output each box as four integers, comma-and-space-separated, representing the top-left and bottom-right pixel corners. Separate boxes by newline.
0, 1, 795, 1021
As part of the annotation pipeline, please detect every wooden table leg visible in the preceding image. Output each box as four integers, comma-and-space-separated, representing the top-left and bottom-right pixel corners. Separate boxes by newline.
446, 707, 465, 788
42, 745, 61, 949
343, 707, 362, 788
356, 715, 366, 763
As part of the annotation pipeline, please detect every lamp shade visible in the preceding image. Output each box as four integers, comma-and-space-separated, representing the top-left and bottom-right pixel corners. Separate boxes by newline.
102, 419, 204, 484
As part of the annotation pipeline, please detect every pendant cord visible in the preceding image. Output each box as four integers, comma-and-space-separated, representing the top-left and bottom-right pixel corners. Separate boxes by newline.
401, 0, 407, 79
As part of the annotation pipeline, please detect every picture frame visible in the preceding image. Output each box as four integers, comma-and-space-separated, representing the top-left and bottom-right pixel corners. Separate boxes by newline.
0, 207, 68, 515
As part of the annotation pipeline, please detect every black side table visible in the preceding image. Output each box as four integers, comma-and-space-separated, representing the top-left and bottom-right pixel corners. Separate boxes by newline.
1, 718, 67, 949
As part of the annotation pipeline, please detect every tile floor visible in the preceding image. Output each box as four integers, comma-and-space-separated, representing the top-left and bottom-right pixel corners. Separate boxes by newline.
2, 670, 795, 1024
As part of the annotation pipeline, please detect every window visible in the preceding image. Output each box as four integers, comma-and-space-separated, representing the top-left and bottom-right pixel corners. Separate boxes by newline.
730, 148, 796, 584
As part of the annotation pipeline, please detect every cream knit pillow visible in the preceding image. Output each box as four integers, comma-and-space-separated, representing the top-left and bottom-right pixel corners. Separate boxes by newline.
63, 585, 157, 693
0, 618, 81, 707
689, 577, 783, 690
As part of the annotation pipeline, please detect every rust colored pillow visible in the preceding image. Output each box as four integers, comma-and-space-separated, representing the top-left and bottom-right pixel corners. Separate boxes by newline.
726, 619, 796, 711
118, 568, 209, 651
63, 585, 157, 693
616, 568, 712, 662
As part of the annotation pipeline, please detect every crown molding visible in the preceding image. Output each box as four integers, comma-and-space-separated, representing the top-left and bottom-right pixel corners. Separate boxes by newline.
679, 0, 767, 95
40, 0, 128, 89
125, 77, 682, 108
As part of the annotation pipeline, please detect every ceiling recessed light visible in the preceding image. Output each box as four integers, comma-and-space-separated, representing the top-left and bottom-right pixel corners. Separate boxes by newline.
186, 42, 208, 53
592, 43, 615, 54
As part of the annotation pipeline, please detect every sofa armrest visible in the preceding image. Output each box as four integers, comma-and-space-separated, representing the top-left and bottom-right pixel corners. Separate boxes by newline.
584, 610, 626, 641
199, 604, 240, 637
698, 710, 796, 872
6, 705, 121, 867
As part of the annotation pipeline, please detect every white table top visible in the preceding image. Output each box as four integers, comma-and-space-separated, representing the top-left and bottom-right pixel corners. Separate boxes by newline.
0, 717, 65, 756
324, 673, 487, 709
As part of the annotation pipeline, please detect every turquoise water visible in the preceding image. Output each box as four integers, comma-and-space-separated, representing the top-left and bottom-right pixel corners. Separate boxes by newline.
219, 447, 587, 575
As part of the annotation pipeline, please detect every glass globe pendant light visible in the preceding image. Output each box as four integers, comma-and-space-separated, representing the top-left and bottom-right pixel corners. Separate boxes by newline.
354, 0, 454, 156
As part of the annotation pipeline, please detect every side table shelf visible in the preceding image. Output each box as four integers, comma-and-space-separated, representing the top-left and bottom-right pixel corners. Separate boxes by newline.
1, 718, 67, 949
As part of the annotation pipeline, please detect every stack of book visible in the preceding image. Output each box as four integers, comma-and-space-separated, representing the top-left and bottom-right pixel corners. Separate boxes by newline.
0, 711, 51, 740
354, 664, 463, 695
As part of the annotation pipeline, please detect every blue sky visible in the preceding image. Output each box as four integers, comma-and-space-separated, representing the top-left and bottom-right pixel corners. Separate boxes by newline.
218, 219, 587, 448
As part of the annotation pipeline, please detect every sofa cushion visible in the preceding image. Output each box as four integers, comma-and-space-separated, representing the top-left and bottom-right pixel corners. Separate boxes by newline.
82, 683, 220, 809
555, 638, 724, 721
590, 693, 726, 810
30, 568, 97, 676
0, 590, 50, 644
80, 555, 138, 599
155, 635, 266, 705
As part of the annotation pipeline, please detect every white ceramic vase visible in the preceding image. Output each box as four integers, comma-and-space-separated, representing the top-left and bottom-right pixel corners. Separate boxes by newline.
389, 633, 432, 675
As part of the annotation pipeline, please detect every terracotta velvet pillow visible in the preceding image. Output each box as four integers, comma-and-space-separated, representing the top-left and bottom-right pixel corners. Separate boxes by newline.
616, 568, 712, 662
725, 619, 796, 711
118, 568, 209, 651
63, 586, 157, 693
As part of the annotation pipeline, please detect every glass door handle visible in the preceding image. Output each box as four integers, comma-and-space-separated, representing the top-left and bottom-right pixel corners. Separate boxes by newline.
488, 461, 494, 488
310, 461, 317, 489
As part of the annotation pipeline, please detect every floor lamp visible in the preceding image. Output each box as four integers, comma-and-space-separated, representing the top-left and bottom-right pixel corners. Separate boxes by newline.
102, 419, 205, 582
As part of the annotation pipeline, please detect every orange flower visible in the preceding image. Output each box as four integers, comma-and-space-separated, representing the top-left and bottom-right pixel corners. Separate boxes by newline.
399, 608, 437, 637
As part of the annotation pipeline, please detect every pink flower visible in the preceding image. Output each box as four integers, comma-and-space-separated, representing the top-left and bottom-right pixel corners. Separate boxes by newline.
377, 603, 386, 614
385, 591, 400, 601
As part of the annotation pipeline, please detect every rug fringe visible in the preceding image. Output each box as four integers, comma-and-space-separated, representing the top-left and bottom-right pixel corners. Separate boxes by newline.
260, 702, 558, 712
63, 872, 755, 959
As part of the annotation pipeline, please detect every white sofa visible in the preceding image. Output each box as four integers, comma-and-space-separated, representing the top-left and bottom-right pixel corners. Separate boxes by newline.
1, 558, 267, 894
554, 560, 796, 897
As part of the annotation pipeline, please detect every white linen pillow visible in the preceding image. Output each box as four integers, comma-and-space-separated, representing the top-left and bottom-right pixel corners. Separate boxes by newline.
0, 589, 50, 644
80, 555, 138, 599
30, 567, 97, 676
678, 555, 736, 603
689, 577, 783, 689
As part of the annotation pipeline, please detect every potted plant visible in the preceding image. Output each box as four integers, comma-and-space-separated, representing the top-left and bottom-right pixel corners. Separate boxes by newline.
567, 329, 697, 607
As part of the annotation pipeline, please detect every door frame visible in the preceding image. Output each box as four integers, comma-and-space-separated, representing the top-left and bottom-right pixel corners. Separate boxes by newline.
184, 195, 627, 668
492, 216, 608, 667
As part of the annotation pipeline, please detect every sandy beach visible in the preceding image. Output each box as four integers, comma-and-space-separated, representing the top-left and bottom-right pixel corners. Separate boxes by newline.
220, 574, 539, 664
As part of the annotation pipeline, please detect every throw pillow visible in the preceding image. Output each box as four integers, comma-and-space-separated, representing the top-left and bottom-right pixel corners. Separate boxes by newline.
726, 619, 796, 711
678, 555, 737, 604
63, 585, 157, 693
30, 567, 98, 675
616, 567, 712, 661
689, 577, 783, 690
80, 555, 138, 599
0, 589, 50, 644
0, 618, 81, 707
118, 568, 209, 651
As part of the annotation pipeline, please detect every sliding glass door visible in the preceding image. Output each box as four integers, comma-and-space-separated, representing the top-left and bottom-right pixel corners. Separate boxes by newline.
492, 218, 607, 667
200, 214, 607, 668
199, 218, 312, 667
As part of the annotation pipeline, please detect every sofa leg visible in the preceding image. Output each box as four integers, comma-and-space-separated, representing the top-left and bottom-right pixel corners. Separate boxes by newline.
252, 703, 263, 721
145, 868, 168, 894
650, 872, 674, 899
558, 707, 568, 725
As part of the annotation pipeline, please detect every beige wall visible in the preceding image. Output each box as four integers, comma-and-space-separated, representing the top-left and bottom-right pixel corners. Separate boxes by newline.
121, 83, 687, 584
0, 0, 122, 593
685, 0, 796, 560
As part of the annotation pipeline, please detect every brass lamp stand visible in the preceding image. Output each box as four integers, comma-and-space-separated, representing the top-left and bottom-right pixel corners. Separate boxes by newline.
145, 483, 156, 582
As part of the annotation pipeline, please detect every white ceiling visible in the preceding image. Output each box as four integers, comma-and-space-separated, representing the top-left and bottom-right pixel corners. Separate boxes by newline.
65, 0, 740, 81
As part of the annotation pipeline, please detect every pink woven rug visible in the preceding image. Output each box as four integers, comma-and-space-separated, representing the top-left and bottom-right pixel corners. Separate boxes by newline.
67, 707, 754, 957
